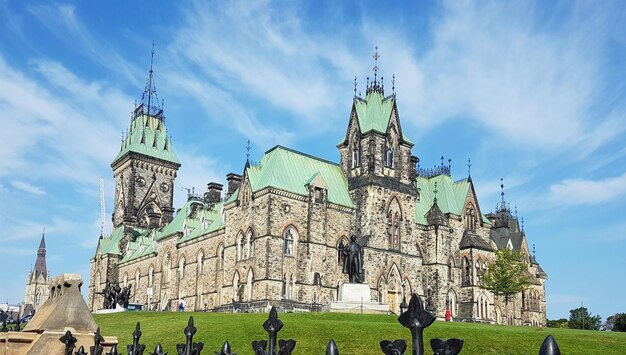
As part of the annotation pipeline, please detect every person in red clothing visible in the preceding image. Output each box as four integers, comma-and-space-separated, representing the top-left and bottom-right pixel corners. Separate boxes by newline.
445, 308, 451, 321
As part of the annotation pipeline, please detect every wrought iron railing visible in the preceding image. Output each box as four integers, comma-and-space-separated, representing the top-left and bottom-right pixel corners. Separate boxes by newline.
59, 294, 561, 355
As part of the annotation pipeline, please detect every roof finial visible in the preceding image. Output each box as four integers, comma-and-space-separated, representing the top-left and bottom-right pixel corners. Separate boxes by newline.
433, 181, 438, 204
532, 243, 536, 259
521, 216, 525, 231
246, 139, 251, 161
373, 45, 380, 80
440, 155, 444, 168
392, 74, 396, 95
514, 204, 518, 218
448, 158, 452, 171
354, 76, 358, 97
500, 178, 505, 204
467, 157, 472, 177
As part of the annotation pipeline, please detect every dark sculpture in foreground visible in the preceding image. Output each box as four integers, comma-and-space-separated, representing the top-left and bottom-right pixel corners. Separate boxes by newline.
342, 235, 364, 283
100, 281, 132, 309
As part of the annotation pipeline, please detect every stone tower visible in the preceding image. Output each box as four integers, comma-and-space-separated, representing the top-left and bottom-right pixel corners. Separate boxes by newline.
337, 49, 419, 253
23, 231, 50, 313
111, 51, 180, 230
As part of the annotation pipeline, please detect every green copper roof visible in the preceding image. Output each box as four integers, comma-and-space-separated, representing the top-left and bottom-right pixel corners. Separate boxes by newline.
224, 188, 239, 205
112, 114, 180, 165
343, 91, 413, 144
247, 146, 355, 208
415, 174, 491, 225
97, 225, 147, 256
415, 174, 470, 224
120, 231, 156, 263
177, 202, 225, 244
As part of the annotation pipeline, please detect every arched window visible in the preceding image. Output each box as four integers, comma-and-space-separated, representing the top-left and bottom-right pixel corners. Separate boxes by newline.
163, 253, 171, 284
448, 257, 455, 281
236, 232, 245, 260
462, 257, 471, 286
233, 272, 240, 302
197, 250, 204, 274
217, 244, 224, 270
135, 269, 140, 289
148, 265, 154, 287
284, 226, 296, 257
337, 237, 348, 264
247, 269, 254, 301
387, 198, 402, 250
351, 133, 361, 169
384, 136, 395, 168
35, 287, 43, 305
179, 256, 185, 279
465, 203, 477, 231
247, 230, 254, 258
475, 259, 481, 283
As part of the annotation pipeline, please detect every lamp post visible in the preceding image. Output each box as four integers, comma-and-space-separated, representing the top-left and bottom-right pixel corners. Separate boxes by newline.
399, 280, 408, 314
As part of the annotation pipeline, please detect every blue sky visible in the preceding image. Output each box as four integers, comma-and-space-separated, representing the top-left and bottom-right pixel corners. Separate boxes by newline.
0, 0, 625, 321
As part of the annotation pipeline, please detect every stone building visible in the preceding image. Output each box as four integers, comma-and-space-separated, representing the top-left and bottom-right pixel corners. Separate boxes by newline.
88, 55, 547, 326
23, 232, 50, 315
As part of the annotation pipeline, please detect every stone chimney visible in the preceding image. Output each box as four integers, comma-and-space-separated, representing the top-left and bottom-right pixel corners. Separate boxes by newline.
204, 182, 223, 205
226, 173, 243, 199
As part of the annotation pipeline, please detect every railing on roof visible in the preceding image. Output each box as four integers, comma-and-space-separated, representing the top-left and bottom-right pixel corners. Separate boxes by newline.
133, 103, 164, 121
417, 165, 450, 178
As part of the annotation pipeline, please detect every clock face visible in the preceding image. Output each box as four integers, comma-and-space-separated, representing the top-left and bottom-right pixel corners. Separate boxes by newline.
136, 176, 146, 187
160, 183, 169, 192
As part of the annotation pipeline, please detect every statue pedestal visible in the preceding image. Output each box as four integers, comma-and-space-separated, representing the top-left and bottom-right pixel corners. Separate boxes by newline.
94, 304, 126, 314
323, 283, 389, 314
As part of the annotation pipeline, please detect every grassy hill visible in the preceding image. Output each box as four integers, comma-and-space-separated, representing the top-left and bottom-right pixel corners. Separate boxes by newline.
94, 311, 626, 354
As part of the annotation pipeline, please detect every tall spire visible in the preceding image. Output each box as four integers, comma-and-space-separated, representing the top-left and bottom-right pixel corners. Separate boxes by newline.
134, 41, 164, 120
34, 229, 47, 279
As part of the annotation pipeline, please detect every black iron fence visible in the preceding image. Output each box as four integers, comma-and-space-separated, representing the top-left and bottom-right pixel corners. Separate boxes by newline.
59, 294, 561, 355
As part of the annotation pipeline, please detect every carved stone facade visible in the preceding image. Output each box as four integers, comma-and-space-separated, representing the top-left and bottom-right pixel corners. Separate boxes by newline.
88, 66, 547, 326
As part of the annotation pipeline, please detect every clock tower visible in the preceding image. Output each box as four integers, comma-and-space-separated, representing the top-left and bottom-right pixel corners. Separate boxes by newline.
111, 52, 180, 229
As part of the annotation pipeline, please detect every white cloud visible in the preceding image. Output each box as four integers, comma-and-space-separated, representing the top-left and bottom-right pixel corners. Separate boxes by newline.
548, 172, 626, 206
10, 180, 45, 195
409, 0, 625, 155
0, 55, 131, 184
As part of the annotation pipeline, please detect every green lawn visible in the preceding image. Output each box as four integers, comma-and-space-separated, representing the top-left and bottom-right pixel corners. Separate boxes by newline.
94, 311, 626, 354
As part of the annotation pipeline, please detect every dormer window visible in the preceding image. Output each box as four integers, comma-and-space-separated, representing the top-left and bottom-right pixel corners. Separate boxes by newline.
314, 187, 324, 203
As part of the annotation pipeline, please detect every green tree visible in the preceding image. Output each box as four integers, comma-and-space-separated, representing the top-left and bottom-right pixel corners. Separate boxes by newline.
480, 248, 532, 322
547, 318, 568, 328
609, 313, 626, 332
568, 307, 601, 330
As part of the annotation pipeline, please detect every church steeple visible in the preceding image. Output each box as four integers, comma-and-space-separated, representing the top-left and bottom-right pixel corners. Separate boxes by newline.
34, 229, 47, 280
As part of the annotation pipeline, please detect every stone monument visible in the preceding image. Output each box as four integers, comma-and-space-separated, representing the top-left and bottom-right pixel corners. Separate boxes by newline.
324, 236, 388, 313
0, 274, 117, 354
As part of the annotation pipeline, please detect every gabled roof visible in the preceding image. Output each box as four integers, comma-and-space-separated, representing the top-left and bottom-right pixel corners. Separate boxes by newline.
459, 230, 493, 251
246, 145, 355, 208
339, 91, 413, 145
415, 174, 491, 225
112, 114, 180, 166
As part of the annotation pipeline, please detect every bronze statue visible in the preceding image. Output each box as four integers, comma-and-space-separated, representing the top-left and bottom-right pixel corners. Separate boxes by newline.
342, 235, 364, 283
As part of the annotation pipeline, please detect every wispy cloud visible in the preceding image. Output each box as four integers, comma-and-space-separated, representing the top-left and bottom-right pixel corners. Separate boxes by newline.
411, 0, 625, 156
10, 180, 45, 195
27, 4, 141, 85
548, 172, 626, 206
0, 55, 130, 184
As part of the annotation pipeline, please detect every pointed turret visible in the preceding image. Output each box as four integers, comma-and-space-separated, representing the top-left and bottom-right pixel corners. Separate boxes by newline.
34, 231, 47, 280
